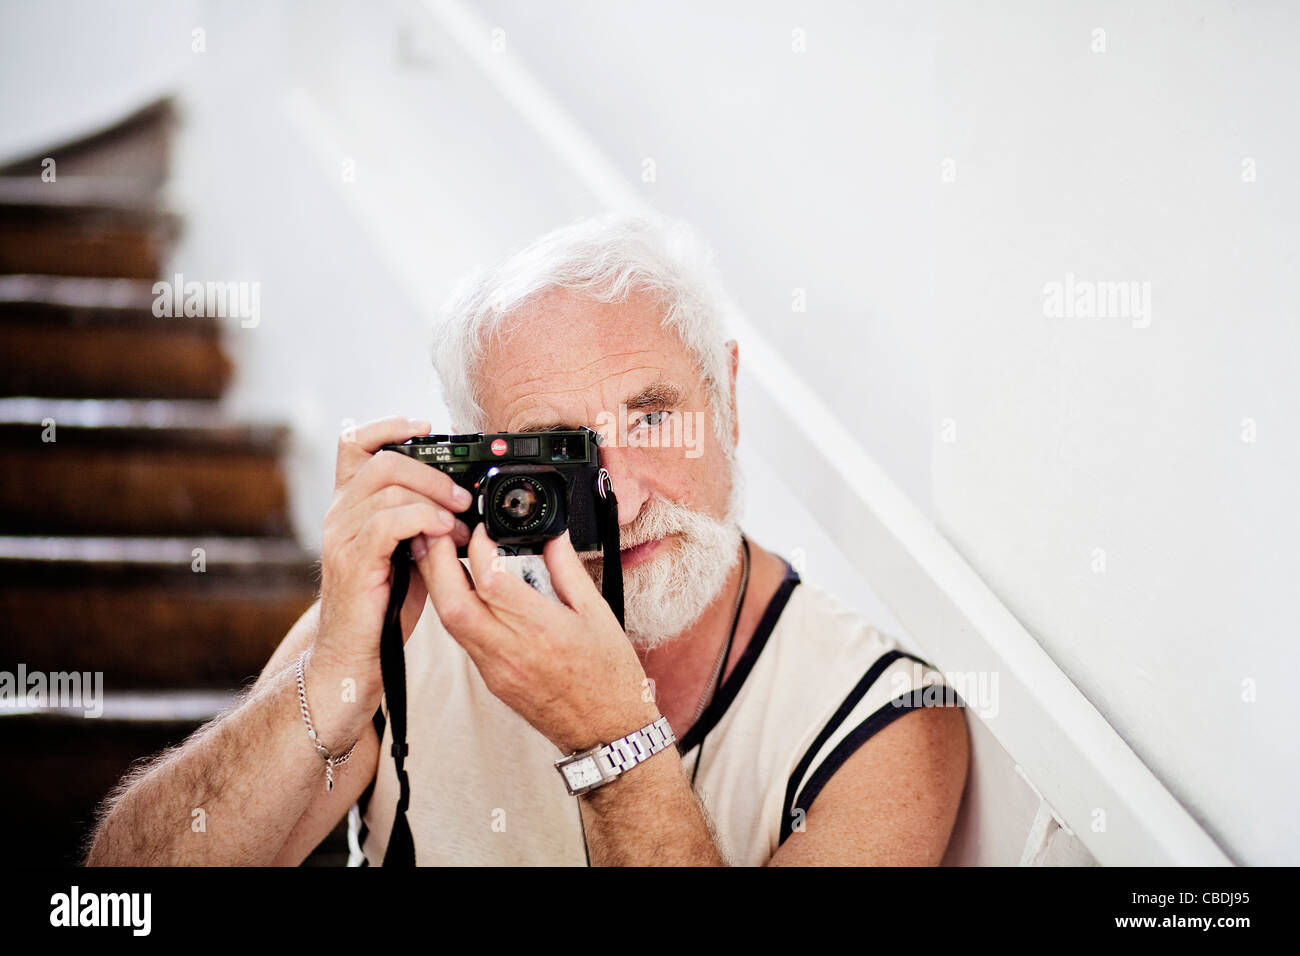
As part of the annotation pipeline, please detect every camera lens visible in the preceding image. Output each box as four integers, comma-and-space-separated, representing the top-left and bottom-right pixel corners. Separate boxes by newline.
502, 484, 536, 519
490, 474, 553, 535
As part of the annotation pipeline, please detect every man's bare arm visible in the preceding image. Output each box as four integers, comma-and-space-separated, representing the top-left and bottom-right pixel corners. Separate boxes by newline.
765, 701, 970, 866
578, 741, 727, 866
85, 602, 378, 866
85, 416, 473, 866
578, 701, 967, 866
264, 603, 382, 867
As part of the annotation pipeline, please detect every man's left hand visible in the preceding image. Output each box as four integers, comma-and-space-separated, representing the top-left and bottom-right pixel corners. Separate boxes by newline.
415, 523, 658, 754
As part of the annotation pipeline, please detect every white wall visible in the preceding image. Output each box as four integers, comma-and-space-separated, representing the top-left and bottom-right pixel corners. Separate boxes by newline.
0, 0, 197, 161
471, 0, 939, 513
931, 1, 1300, 866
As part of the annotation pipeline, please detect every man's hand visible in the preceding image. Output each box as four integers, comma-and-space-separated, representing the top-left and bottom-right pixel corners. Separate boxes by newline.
417, 523, 657, 754
311, 416, 473, 747
417, 521, 725, 866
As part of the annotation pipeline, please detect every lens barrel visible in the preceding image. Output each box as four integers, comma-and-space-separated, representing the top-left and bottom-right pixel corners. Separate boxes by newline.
488, 473, 557, 535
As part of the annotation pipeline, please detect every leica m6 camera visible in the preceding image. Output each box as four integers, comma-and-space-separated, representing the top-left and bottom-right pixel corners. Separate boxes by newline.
381, 427, 607, 556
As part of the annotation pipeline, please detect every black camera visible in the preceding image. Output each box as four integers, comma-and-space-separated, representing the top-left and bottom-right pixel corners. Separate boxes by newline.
381, 427, 607, 557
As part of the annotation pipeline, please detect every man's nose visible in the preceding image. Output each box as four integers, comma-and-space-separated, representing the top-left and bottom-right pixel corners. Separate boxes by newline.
596, 446, 650, 527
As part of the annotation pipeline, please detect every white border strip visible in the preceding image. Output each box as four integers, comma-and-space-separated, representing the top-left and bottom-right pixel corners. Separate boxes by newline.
419, 0, 1231, 865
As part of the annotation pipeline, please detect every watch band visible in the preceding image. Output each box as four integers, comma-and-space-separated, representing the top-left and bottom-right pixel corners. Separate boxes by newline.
555, 716, 676, 796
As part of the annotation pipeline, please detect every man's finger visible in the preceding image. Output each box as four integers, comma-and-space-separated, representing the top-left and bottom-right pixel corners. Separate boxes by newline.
337, 448, 473, 515
356, 502, 450, 556
335, 416, 432, 487
338, 485, 457, 541
419, 530, 495, 644
350, 416, 433, 454
542, 530, 602, 615
466, 524, 556, 624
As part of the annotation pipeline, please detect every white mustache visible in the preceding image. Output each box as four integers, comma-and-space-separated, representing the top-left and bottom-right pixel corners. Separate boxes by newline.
582, 497, 698, 562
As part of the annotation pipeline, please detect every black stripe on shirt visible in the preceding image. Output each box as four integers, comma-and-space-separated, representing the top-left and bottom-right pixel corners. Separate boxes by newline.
777, 653, 936, 846
779, 690, 927, 846
676, 558, 801, 755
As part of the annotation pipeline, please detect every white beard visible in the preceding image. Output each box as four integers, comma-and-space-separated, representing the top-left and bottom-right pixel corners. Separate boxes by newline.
515, 464, 745, 650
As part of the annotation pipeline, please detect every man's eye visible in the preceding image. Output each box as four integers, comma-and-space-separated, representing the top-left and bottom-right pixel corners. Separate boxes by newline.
637, 411, 671, 428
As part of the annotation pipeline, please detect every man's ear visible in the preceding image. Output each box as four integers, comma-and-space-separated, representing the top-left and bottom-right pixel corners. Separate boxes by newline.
726, 339, 740, 449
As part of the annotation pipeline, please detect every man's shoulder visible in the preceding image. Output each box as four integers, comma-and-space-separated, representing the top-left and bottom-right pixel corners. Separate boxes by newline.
769, 574, 948, 709
762, 575, 963, 853
774, 574, 899, 663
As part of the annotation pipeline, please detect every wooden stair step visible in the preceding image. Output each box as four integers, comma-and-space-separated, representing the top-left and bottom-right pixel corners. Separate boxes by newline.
0, 688, 237, 720
0, 535, 318, 688
0, 689, 345, 865
0, 399, 294, 536
0, 690, 233, 864
0, 275, 232, 399
0, 98, 175, 187
0, 176, 179, 280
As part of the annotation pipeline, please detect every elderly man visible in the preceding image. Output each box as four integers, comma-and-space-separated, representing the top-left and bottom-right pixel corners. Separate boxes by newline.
87, 213, 968, 866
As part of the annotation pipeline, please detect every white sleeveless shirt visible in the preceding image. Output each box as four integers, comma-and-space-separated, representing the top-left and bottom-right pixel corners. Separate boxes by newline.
349, 558, 948, 866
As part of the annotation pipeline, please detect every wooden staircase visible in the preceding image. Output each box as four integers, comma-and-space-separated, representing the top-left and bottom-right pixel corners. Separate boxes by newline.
0, 275, 231, 399
0, 101, 340, 864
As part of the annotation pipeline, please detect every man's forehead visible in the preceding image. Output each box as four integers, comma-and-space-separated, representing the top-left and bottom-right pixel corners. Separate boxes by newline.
476, 290, 700, 429
510, 379, 689, 433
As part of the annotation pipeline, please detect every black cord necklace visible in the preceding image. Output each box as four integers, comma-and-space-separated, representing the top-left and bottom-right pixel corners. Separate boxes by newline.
690, 535, 751, 790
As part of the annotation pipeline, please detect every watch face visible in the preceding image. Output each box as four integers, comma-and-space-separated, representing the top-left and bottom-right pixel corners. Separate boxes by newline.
563, 756, 602, 790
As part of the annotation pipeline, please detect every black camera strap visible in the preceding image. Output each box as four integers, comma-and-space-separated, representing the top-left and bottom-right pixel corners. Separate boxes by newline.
378, 470, 622, 866
593, 467, 624, 630
379, 544, 415, 868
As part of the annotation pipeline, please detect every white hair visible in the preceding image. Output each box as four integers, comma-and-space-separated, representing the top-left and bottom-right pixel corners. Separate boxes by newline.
432, 212, 738, 443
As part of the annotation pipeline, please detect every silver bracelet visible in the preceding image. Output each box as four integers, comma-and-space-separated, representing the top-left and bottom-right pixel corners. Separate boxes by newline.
296, 651, 357, 792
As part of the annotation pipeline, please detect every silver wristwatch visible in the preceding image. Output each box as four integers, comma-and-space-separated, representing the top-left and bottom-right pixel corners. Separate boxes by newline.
554, 716, 676, 796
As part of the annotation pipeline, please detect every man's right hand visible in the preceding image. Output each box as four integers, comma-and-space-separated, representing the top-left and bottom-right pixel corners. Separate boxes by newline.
309, 416, 473, 746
